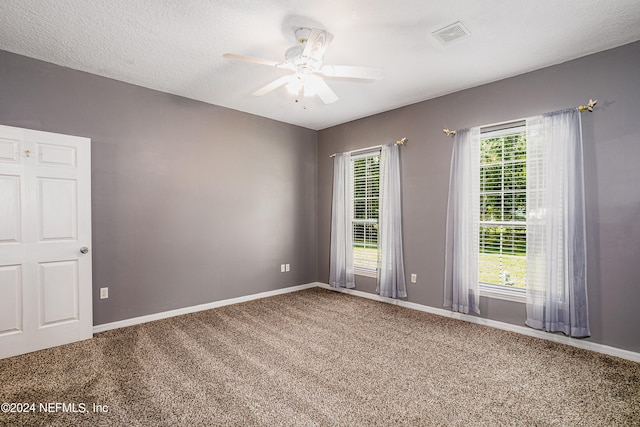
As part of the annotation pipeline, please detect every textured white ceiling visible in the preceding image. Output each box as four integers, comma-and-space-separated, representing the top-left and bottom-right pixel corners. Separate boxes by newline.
1, 1, 639, 130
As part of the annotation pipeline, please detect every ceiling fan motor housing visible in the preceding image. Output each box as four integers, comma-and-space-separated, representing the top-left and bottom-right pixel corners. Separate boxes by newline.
286, 28, 326, 73
285, 45, 321, 73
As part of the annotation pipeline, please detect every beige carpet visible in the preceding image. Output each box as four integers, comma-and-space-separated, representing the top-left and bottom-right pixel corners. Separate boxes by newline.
1, 288, 639, 426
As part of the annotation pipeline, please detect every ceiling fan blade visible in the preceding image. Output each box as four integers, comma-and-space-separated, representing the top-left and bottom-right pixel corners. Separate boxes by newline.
252, 75, 293, 96
314, 78, 339, 104
223, 53, 292, 70
318, 65, 384, 80
301, 29, 334, 62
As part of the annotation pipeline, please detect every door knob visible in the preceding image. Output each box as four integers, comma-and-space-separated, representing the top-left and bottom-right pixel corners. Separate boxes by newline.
80, 247, 89, 254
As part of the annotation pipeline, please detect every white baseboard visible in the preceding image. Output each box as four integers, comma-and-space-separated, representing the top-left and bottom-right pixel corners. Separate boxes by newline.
93, 282, 318, 334
93, 281, 640, 363
316, 283, 640, 363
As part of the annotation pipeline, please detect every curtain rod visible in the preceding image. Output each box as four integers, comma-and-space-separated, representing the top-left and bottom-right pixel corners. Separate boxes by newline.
329, 137, 407, 158
442, 99, 598, 137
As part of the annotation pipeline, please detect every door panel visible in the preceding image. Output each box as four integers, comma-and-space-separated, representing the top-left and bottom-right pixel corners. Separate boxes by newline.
37, 143, 77, 167
0, 175, 21, 243
0, 265, 22, 335
38, 178, 78, 241
39, 260, 79, 326
0, 124, 91, 359
0, 138, 20, 163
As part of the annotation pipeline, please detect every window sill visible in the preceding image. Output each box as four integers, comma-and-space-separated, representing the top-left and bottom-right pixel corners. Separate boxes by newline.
479, 284, 526, 303
354, 268, 377, 278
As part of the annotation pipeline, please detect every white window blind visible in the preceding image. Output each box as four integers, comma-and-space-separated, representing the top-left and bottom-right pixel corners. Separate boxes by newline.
351, 152, 380, 271
479, 125, 527, 291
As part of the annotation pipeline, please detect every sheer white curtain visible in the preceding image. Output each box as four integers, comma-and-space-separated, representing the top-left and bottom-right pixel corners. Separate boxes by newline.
444, 127, 481, 314
525, 110, 590, 337
329, 152, 355, 288
377, 143, 407, 298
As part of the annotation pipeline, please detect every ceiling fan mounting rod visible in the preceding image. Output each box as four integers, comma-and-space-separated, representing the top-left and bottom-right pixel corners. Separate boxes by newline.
294, 27, 312, 44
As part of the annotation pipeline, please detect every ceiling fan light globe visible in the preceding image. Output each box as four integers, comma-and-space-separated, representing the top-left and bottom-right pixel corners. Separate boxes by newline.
286, 75, 303, 95
286, 84, 300, 96
303, 84, 317, 97
304, 75, 323, 97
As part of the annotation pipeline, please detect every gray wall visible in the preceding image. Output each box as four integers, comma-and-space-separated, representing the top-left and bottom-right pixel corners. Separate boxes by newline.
0, 50, 318, 326
317, 41, 640, 353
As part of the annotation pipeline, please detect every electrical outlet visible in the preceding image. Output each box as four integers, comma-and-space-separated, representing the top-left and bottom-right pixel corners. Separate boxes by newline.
100, 287, 109, 299
410, 274, 417, 283
285, 264, 290, 272
280, 264, 285, 273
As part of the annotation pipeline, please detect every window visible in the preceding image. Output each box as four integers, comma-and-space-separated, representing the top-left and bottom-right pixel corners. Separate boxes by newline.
479, 123, 526, 301
351, 152, 380, 274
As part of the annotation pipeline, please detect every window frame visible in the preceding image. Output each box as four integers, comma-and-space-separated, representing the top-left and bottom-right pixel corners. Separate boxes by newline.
350, 150, 380, 277
478, 123, 527, 303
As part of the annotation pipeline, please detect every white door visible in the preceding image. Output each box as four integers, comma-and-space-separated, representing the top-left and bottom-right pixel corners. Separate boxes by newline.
0, 124, 92, 359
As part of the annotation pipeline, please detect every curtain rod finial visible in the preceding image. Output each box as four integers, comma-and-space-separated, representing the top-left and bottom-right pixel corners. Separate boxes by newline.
443, 128, 457, 137
396, 137, 407, 145
578, 99, 597, 112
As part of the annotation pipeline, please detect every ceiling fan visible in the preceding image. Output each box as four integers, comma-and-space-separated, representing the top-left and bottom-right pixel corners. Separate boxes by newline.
223, 27, 383, 104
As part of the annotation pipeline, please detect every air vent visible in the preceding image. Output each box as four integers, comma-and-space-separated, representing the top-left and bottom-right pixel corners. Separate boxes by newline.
432, 21, 471, 45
